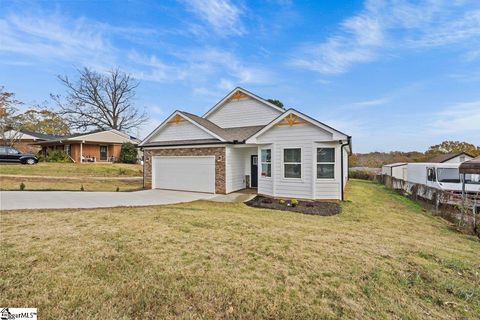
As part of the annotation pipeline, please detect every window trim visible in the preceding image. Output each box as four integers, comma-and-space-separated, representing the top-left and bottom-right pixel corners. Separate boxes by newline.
316, 147, 336, 180
260, 148, 272, 179
282, 147, 302, 180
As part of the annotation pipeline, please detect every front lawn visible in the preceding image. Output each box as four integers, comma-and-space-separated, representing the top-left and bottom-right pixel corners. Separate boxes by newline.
0, 162, 142, 177
2, 180, 479, 319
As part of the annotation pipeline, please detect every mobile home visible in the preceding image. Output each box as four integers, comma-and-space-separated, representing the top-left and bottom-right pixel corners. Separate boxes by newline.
381, 163, 407, 180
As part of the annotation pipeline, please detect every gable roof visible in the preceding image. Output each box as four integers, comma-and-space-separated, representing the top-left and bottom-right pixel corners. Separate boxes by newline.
202, 87, 285, 118
427, 152, 474, 163
3, 129, 64, 141
245, 108, 350, 144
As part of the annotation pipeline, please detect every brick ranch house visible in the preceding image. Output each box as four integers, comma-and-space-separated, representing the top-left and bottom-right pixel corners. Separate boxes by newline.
33, 129, 140, 163
139, 87, 352, 201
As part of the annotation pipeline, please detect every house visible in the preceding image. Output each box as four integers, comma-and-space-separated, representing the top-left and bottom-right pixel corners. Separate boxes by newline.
2, 129, 62, 153
139, 87, 352, 200
381, 163, 407, 180
427, 152, 474, 163
33, 129, 140, 163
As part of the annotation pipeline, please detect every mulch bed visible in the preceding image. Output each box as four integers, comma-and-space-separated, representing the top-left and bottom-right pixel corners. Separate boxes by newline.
245, 196, 340, 216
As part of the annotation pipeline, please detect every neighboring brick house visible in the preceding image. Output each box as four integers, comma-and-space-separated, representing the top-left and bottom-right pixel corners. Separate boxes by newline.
33, 129, 140, 163
2, 130, 62, 153
139, 87, 352, 200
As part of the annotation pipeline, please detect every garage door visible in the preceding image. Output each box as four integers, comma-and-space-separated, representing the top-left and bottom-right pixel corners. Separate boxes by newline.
152, 156, 215, 193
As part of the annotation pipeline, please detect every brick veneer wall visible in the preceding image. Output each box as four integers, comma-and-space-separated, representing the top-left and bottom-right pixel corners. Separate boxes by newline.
143, 147, 226, 194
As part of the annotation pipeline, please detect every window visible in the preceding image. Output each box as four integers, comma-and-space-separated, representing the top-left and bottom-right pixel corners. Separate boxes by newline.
437, 168, 460, 183
0, 146, 6, 154
427, 168, 436, 182
317, 148, 335, 179
7, 147, 20, 155
64, 144, 71, 156
261, 149, 271, 177
283, 148, 301, 178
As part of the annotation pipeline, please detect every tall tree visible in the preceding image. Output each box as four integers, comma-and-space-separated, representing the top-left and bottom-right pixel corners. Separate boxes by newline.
267, 99, 284, 108
51, 67, 148, 132
15, 108, 70, 136
0, 87, 23, 146
426, 141, 480, 157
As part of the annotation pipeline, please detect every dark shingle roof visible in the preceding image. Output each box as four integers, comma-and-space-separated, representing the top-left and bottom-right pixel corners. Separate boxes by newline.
180, 111, 264, 142
21, 130, 64, 140
427, 152, 474, 163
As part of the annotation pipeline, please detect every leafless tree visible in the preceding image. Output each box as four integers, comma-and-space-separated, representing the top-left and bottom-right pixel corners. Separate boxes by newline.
0, 87, 24, 147
51, 67, 148, 132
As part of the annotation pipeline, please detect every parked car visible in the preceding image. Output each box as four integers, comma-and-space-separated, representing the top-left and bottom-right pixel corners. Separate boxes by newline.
0, 145, 38, 164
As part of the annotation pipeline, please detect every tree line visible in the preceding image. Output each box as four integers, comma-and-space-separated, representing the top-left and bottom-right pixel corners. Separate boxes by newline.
350, 141, 480, 168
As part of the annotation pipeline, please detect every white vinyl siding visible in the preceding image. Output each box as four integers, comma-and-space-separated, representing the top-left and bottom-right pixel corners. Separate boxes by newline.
149, 121, 214, 142
152, 156, 215, 193
256, 122, 344, 200
225, 146, 258, 193
206, 97, 283, 128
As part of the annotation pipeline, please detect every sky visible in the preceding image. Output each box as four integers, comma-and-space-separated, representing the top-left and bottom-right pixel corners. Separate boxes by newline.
1, 0, 479, 153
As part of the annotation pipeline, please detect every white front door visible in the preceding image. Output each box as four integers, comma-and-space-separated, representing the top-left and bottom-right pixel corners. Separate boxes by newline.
152, 156, 215, 193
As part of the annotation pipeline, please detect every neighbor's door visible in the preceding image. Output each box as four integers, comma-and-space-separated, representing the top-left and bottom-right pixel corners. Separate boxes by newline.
251, 155, 258, 188
99, 145, 108, 161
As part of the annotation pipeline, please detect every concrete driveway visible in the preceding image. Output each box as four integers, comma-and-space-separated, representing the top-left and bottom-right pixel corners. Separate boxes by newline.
0, 189, 215, 210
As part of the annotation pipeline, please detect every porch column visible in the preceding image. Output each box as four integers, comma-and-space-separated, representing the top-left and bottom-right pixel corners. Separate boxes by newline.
80, 142, 83, 163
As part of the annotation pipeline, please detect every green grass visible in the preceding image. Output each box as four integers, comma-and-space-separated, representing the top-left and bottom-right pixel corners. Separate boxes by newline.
1, 180, 479, 319
0, 162, 142, 177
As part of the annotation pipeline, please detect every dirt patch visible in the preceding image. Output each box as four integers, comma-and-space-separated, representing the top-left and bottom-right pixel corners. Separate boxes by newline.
245, 196, 340, 216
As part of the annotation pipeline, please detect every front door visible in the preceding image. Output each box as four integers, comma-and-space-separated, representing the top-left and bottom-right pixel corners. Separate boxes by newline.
251, 155, 258, 188
99, 145, 108, 161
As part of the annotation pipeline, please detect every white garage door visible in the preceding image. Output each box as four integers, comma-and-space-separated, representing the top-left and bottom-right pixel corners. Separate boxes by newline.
152, 156, 215, 193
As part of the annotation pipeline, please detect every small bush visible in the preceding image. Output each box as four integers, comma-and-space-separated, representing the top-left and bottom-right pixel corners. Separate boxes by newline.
119, 142, 138, 164
349, 169, 376, 181
45, 150, 72, 163
291, 199, 299, 207
279, 199, 286, 205
80, 185, 84, 191
20, 182, 25, 191
116, 186, 120, 192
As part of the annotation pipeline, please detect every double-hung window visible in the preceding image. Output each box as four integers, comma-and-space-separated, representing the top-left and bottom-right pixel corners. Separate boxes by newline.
284, 148, 301, 179
317, 148, 335, 179
261, 149, 271, 177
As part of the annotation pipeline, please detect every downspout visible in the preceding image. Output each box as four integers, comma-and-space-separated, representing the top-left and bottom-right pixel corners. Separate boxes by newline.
340, 136, 352, 201
140, 146, 145, 189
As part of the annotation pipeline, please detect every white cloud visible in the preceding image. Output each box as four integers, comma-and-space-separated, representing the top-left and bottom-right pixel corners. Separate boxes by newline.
428, 101, 480, 135
350, 97, 390, 107
292, 0, 480, 74
180, 0, 245, 36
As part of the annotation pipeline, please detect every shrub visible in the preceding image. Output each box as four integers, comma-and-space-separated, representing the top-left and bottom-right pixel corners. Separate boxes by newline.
45, 150, 72, 163
20, 182, 25, 191
291, 199, 299, 207
119, 142, 138, 164
349, 169, 376, 181
80, 185, 84, 191
279, 199, 286, 205
116, 186, 120, 192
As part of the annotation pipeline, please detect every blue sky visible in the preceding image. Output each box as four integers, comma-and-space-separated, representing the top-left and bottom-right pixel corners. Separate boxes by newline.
1, 0, 479, 152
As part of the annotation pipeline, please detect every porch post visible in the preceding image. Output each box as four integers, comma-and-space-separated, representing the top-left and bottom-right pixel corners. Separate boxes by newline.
80, 142, 83, 163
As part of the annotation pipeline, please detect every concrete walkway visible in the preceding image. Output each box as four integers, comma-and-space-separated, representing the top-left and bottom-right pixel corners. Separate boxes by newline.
0, 189, 215, 210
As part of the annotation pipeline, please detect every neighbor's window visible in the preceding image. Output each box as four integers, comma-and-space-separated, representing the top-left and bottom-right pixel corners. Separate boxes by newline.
283, 148, 301, 178
317, 148, 335, 179
64, 144, 71, 156
261, 149, 271, 177
465, 174, 480, 185
427, 168, 436, 182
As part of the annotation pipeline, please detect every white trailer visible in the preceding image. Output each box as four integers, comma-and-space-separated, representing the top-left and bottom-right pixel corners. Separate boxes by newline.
381, 163, 407, 180
406, 163, 480, 193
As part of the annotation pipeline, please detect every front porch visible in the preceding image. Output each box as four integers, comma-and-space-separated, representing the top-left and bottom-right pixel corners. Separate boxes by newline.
40, 142, 121, 163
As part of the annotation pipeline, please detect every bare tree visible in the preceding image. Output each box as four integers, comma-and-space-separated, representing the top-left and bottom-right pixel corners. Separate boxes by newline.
51, 67, 148, 132
0, 87, 24, 147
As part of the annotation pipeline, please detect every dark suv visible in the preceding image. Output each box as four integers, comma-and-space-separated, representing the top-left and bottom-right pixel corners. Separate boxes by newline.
0, 146, 39, 164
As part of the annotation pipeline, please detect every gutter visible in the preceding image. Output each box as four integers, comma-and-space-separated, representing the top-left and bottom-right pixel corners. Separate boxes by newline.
340, 136, 352, 201
138, 141, 236, 148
